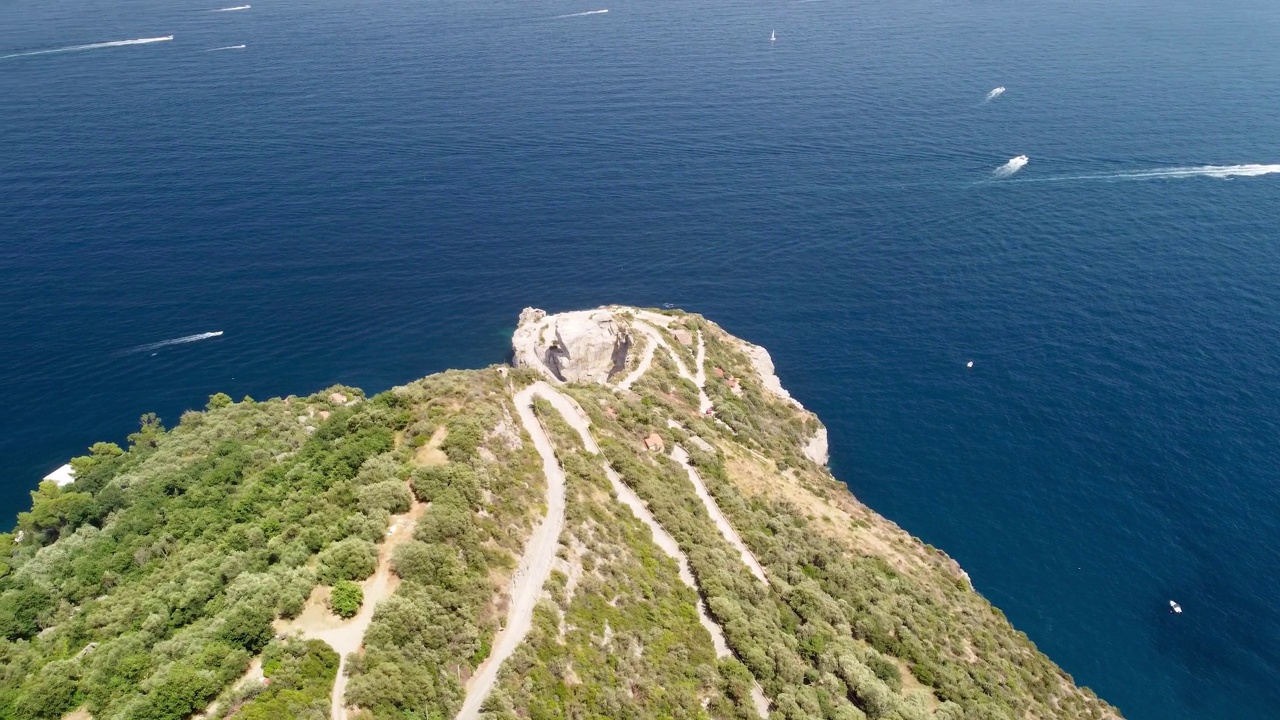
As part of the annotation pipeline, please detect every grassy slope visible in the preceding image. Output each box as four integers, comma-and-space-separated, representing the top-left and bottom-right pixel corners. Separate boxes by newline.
0, 312, 1120, 720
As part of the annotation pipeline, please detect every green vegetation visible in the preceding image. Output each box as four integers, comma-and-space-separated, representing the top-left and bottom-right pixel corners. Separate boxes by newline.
0, 312, 1119, 720
491, 416, 745, 718
231, 637, 338, 720
329, 581, 364, 619
341, 371, 546, 720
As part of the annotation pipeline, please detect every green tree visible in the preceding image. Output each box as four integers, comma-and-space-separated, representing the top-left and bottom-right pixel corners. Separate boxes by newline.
127, 413, 167, 451
206, 392, 233, 410
439, 417, 485, 462
218, 603, 275, 654
357, 480, 412, 515
0, 586, 52, 640
330, 580, 364, 619
14, 660, 78, 720
317, 537, 378, 584
16, 481, 97, 538
410, 463, 479, 506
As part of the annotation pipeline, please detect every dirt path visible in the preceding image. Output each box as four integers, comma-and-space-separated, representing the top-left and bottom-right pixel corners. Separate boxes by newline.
628, 322, 713, 414
274, 501, 426, 720
670, 445, 768, 585
526, 383, 733, 658
195, 657, 265, 719
455, 382, 569, 720
615, 336, 656, 391
459, 377, 761, 717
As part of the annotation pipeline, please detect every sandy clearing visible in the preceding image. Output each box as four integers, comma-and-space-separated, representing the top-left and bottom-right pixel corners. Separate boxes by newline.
274, 499, 426, 720
455, 382, 569, 720
670, 445, 768, 585
415, 425, 449, 466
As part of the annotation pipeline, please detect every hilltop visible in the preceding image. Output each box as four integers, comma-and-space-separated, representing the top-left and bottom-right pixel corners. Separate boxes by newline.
0, 307, 1120, 720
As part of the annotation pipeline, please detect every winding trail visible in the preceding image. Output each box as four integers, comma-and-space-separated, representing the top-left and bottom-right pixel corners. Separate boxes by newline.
693, 331, 712, 414
274, 501, 426, 720
473, 316, 770, 717
615, 336, 656, 391
456, 382, 569, 720
627, 322, 713, 414
528, 382, 733, 658
670, 445, 768, 585
624, 320, 768, 715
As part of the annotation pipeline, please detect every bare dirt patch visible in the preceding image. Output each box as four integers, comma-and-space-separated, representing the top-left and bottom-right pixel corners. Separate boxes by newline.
274, 497, 427, 720
414, 426, 449, 466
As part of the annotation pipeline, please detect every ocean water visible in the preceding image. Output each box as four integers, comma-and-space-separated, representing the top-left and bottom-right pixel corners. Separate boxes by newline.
3, 0, 1279, 716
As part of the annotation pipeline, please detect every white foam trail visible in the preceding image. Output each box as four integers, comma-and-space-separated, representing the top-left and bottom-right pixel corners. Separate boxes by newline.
0, 36, 172, 60
129, 331, 224, 354
1093, 164, 1280, 180
212, 4, 251, 10
993, 155, 1028, 178
557, 9, 608, 17
985, 86, 1006, 101
1020, 164, 1280, 183
205, 44, 247, 51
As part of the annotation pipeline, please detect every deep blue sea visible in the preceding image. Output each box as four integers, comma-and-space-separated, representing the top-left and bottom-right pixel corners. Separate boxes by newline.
4, 0, 1279, 716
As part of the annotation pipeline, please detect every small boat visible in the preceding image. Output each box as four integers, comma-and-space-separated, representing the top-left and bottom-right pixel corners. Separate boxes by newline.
770, 29, 776, 43
1169, 600, 1182, 614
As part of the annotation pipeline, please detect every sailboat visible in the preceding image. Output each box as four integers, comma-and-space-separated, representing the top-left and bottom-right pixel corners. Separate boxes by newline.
770, 29, 776, 43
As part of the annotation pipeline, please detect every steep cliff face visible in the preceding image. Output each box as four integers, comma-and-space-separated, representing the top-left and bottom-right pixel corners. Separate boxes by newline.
0, 307, 1120, 720
511, 307, 632, 384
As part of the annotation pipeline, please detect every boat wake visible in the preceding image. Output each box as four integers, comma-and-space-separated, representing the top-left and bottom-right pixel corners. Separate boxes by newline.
557, 9, 608, 17
205, 44, 246, 51
128, 331, 224, 354
985, 86, 1006, 101
212, 4, 251, 11
1014, 164, 1280, 184
993, 155, 1028, 178
0, 36, 172, 60
1074, 164, 1280, 181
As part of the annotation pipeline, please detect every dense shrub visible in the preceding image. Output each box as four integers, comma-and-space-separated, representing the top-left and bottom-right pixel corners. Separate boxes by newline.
439, 417, 485, 462
317, 537, 379, 584
330, 580, 364, 619
358, 480, 412, 515
410, 464, 480, 506
238, 638, 338, 720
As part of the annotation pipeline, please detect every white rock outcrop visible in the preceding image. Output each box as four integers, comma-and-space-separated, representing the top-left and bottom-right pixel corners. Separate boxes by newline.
513, 307, 633, 384
804, 427, 829, 466
512, 305, 830, 467
740, 341, 829, 466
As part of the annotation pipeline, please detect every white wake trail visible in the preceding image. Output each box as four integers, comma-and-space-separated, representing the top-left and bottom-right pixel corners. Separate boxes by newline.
0, 36, 172, 60
128, 331, 224, 354
205, 44, 247, 51
1018, 164, 1280, 184
557, 8, 608, 17
1098, 164, 1280, 180
212, 4, 251, 11
993, 155, 1028, 178
985, 86, 1006, 101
